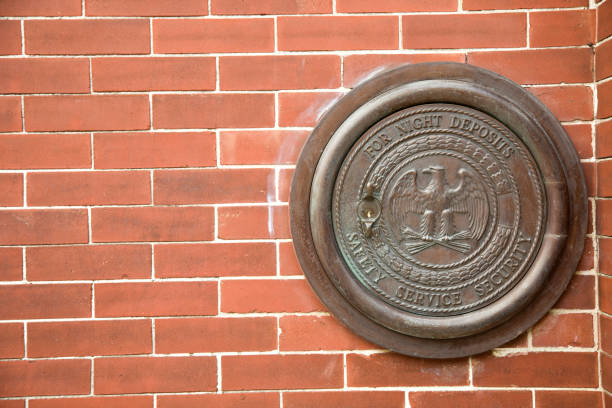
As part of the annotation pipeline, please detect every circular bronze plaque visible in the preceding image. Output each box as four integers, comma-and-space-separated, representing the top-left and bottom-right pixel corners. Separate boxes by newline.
291, 63, 587, 357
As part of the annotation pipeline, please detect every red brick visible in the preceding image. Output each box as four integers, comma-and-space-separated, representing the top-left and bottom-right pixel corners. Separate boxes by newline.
280, 315, 377, 351
279, 241, 302, 275
154, 168, 273, 204
473, 352, 598, 387
602, 314, 612, 353
603, 353, 612, 392
93, 57, 215, 92
156, 317, 277, 353
337, 0, 456, 12
95, 281, 217, 317
597, 40, 612, 81
94, 132, 215, 169
528, 86, 593, 121
598, 199, 612, 236
0, 173, 22, 206
218, 205, 290, 239
0, 97, 21, 132
564, 124, 592, 159
223, 354, 343, 390
221, 279, 324, 313
601, 237, 612, 275
158, 393, 279, 408
468, 49, 593, 84
0, 323, 24, 358
0, 209, 88, 245
343, 53, 465, 88
598, 0, 612, 42
220, 55, 340, 91
0, 284, 90, 319
27, 245, 151, 281
285, 391, 405, 408
536, 390, 603, 408
0, 134, 90, 170
28, 171, 151, 206
532, 312, 594, 347
531, 10, 595, 48
410, 391, 532, 408
154, 18, 274, 53
30, 396, 153, 408
278, 168, 294, 203
25, 95, 149, 132
403, 13, 525, 49
0, 247, 22, 281
584, 161, 596, 197
464, 0, 587, 9
220, 130, 309, 165
28, 320, 152, 357
278, 91, 344, 127
0, 21, 22, 55
155, 242, 276, 278
601, 161, 612, 197
597, 120, 612, 158
0, 58, 89, 94
577, 237, 595, 271
212, 0, 331, 14
554, 274, 595, 309
601, 275, 612, 314
348, 353, 468, 387
278, 16, 399, 51
0, 359, 90, 397
0, 401, 24, 408
95, 356, 216, 394
86, 0, 207, 16
25, 20, 149, 55
92, 206, 214, 243
153, 93, 274, 129
598, 80, 612, 119
0, 0, 81, 16
605, 393, 612, 408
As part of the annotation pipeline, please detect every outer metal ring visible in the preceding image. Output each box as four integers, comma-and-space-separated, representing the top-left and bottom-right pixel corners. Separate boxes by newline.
290, 62, 587, 358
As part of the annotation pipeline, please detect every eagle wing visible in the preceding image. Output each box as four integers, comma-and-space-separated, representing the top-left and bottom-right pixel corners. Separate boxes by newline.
448, 169, 489, 240
390, 171, 427, 230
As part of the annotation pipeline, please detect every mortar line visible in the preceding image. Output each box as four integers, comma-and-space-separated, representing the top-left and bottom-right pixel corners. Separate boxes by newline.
21, 246, 26, 281
526, 11, 531, 48
152, 318, 156, 354
22, 172, 27, 207
0, 44, 595, 59
398, 15, 403, 49
90, 357, 94, 395
216, 354, 222, 393
274, 16, 278, 52
91, 282, 95, 318
23, 321, 27, 358
20, 19, 24, 55
0, 7, 596, 21
215, 56, 220, 91
20, 95, 25, 133
149, 170, 154, 205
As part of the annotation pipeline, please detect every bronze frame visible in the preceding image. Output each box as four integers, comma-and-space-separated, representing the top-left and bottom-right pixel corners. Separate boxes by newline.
290, 62, 587, 358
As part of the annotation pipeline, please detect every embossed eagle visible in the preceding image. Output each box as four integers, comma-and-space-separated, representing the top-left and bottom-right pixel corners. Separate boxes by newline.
390, 166, 488, 254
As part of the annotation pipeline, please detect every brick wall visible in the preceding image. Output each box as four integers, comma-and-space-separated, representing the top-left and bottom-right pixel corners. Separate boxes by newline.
0, 0, 605, 407
598, 0, 612, 406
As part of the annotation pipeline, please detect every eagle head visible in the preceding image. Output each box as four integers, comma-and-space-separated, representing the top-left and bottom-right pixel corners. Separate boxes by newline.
422, 166, 445, 179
